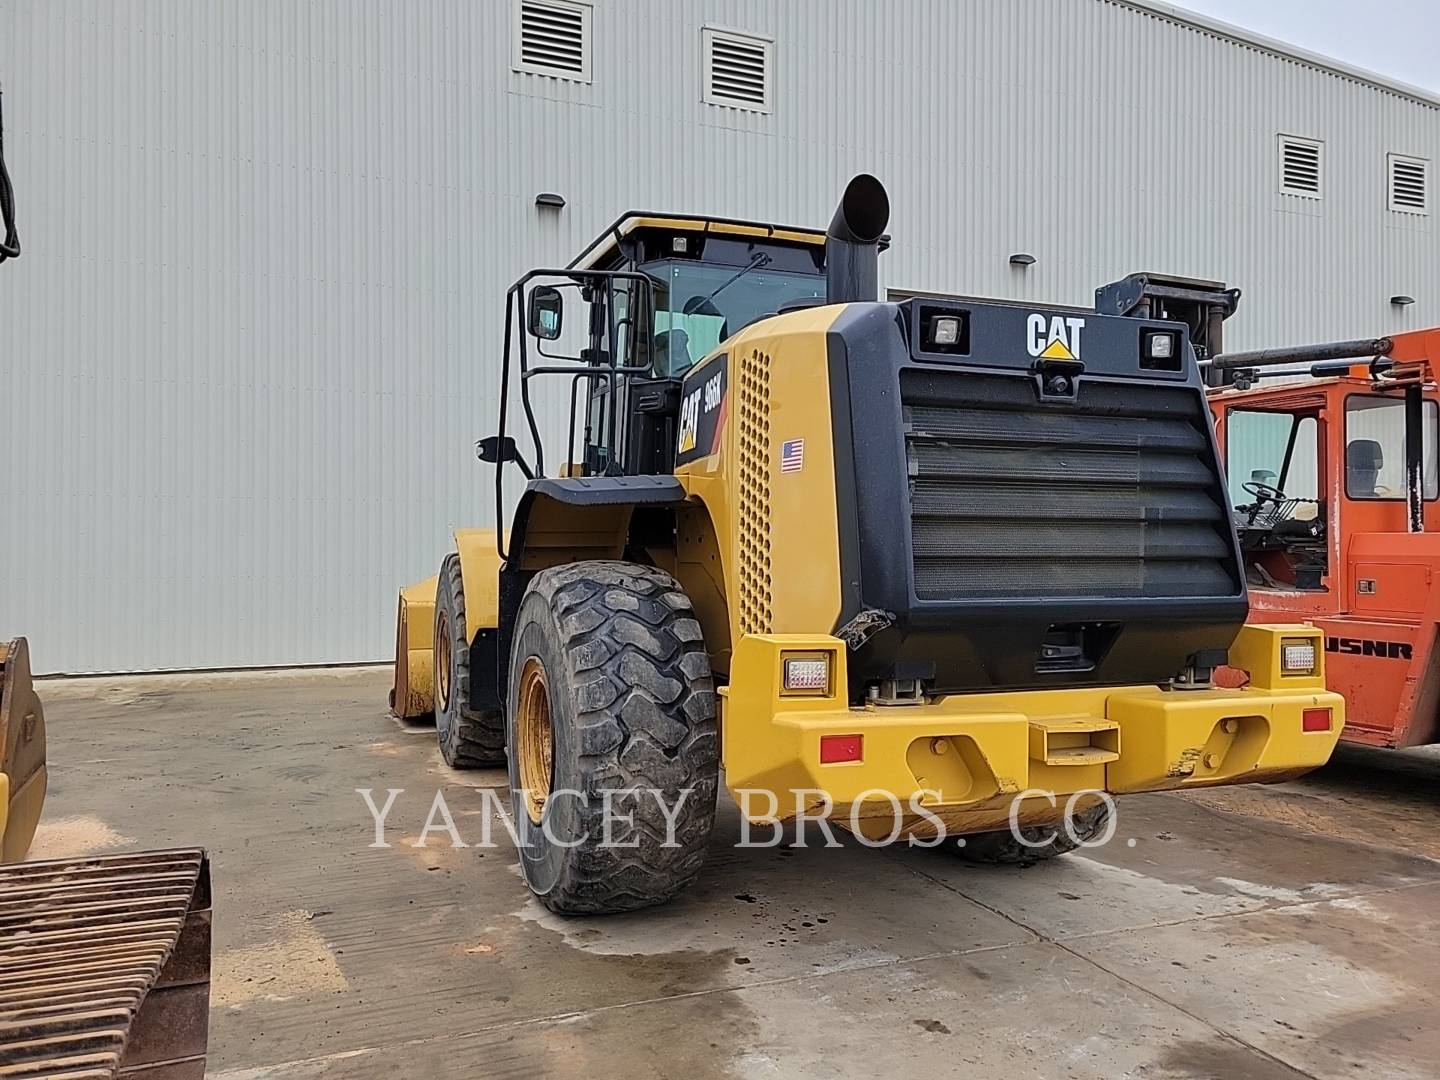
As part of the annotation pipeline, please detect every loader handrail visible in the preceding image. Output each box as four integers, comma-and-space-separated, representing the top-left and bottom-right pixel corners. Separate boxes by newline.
494, 267, 657, 561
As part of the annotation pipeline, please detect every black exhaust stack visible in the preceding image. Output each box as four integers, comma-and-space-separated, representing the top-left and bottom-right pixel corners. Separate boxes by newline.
825, 174, 889, 304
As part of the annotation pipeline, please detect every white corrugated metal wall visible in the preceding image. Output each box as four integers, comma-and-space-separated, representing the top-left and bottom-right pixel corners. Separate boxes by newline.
0, 0, 1436, 672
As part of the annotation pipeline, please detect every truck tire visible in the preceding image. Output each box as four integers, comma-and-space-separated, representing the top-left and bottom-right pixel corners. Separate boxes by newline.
953, 801, 1112, 865
507, 560, 718, 914
433, 554, 506, 768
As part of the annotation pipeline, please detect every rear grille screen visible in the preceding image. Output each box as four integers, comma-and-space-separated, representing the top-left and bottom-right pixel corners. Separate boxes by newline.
903, 371, 1238, 601
738, 348, 773, 633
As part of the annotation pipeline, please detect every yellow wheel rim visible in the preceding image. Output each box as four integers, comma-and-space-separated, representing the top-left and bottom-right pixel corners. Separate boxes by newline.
516, 657, 554, 824
435, 610, 452, 714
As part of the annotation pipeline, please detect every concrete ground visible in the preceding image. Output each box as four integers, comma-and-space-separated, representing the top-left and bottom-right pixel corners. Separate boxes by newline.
29, 668, 1440, 1079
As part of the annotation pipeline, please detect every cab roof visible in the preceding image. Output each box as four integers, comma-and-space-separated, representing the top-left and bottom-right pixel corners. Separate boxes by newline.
567, 211, 829, 271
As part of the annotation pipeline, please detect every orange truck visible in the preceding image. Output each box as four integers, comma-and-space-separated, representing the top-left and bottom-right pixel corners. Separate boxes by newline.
1206, 327, 1440, 748
1095, 274, 1440, 750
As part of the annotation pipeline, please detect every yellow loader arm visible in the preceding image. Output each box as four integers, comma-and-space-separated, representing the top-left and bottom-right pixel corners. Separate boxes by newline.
1, 637, 47, 862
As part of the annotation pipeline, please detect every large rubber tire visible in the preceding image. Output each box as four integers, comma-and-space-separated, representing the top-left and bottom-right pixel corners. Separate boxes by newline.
433, 554, 506, 768
507, 560, 718, 914
953, 801, 1112, 865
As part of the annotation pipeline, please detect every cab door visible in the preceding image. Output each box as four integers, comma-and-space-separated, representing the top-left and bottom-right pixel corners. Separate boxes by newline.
1222, 397, 1335, 616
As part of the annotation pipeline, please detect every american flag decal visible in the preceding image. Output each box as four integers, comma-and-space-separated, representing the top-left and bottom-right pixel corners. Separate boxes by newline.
780, 438, 805, 473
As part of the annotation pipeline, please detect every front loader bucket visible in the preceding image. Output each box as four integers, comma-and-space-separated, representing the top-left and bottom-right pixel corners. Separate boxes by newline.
389, 576, 438, 719
0, 637, 47, 863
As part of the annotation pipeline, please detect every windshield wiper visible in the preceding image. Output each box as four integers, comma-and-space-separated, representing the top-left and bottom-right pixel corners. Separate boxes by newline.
683, 252, 772, 316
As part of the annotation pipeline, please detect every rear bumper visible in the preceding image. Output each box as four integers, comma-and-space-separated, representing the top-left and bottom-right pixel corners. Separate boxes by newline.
720, 626, 1342, 836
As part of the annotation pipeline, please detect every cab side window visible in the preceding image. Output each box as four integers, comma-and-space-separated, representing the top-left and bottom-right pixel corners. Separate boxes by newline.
1344, 395, 1439, 500
1226, 410, 1318, 506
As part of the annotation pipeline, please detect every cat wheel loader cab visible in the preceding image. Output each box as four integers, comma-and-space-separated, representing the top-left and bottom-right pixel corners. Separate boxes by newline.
393, 176, 1342, 915
1207, 324, 1440, 749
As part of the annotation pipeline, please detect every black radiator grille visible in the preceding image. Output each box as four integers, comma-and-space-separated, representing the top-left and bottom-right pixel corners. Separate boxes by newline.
903, 371, 1238, 601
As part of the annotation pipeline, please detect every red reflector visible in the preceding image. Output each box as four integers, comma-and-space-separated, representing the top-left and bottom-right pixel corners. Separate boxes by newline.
1212, 665, 1250, 690
1302, 708, 1333, 733
819, 734, 863, 764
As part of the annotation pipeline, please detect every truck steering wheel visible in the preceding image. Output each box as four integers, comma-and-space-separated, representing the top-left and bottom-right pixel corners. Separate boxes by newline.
1242, 480, 1287, 504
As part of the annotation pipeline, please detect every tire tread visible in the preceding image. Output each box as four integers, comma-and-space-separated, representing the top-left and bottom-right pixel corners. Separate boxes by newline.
436, 553, 506, 768
519, 560, 718, 914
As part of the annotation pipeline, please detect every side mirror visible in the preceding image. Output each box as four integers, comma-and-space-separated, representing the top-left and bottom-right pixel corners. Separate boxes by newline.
476, 435, 534, 479
527, 285, 563, 340
477, 435, 519, 464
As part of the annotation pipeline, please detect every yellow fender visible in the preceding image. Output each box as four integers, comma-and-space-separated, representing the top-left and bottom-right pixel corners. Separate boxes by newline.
1, 637, 48, 863
389, 529, 504, 719
453, 528, 503, 641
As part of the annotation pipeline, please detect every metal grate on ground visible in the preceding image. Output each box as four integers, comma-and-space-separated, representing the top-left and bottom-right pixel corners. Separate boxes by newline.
0, 849, 211, 1079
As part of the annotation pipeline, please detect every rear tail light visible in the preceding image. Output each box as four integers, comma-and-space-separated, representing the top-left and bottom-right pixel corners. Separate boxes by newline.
819, 734, 863, 764
1302, 708, 1333, 733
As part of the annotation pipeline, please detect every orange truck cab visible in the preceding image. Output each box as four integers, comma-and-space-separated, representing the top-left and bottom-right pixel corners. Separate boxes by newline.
1208, 327, 1440, 748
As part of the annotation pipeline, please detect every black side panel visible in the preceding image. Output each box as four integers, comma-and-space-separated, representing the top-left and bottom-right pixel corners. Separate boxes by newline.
827, 331, 865, 624
468, 629, 501, 712
494, 570, 531, 711
625, 375, 683, 475
676, 354, 728, 467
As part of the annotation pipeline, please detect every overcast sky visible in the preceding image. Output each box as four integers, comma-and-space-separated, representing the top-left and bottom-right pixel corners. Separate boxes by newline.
1180, 0, 1439, 92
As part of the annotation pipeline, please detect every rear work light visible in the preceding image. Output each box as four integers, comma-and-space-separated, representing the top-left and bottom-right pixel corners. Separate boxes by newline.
819, 734, 863, 764
1140, 329, 1181, 371
1281, 639, 1318, 676
1302, 708, 1333, 733
781, 654, 831, 695
931, 316, 962, 346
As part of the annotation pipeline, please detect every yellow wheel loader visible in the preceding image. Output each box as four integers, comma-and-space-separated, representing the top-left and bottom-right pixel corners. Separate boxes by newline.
392, 175, 1343, 915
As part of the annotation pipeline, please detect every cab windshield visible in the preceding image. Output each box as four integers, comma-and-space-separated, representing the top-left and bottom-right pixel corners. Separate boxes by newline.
643, 259, 825, 376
